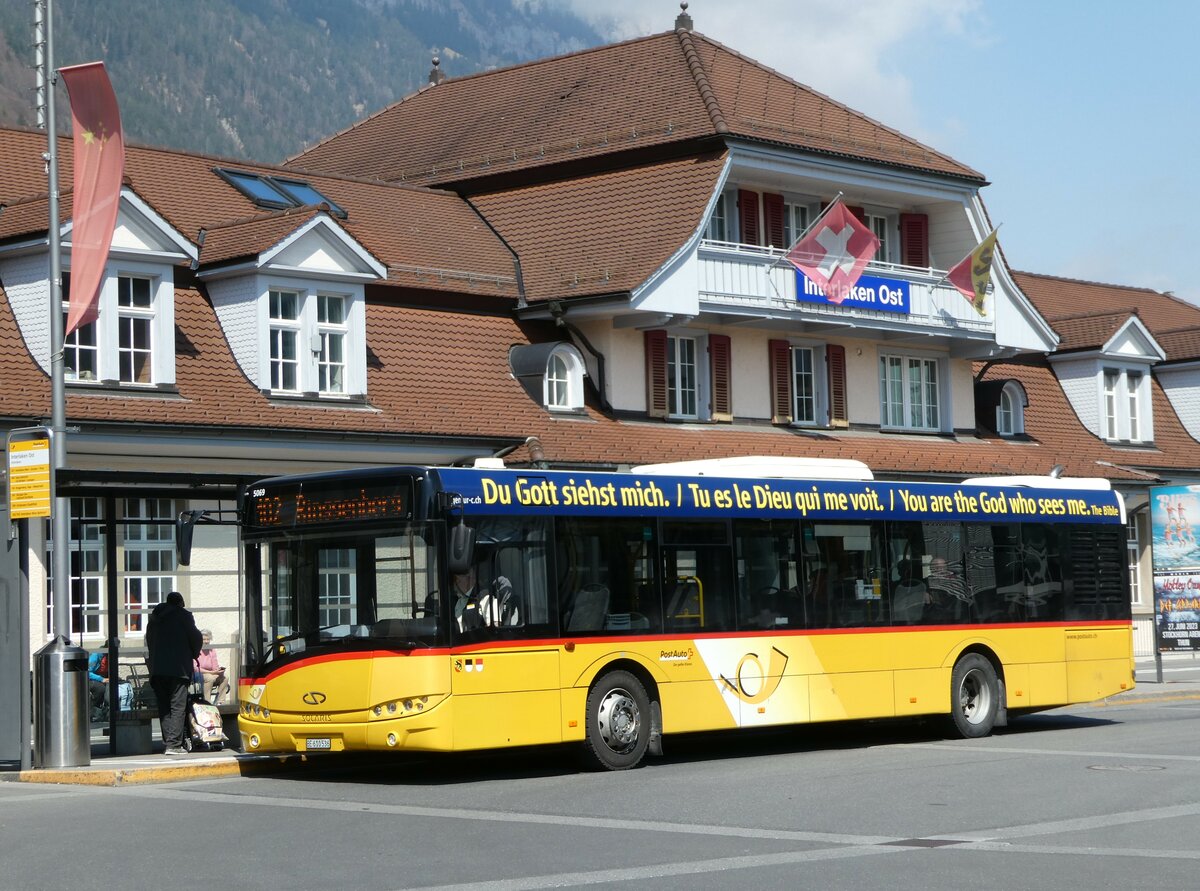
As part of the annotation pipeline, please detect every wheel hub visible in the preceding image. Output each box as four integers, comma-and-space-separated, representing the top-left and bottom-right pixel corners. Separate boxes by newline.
597, 687, 640, 753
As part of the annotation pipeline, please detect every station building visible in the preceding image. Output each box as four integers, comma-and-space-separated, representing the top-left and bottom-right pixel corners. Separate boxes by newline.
2, 9, 1198, 682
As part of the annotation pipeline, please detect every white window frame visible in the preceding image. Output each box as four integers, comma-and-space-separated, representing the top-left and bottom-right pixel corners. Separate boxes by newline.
122, 498, 176, 636
783, 201, 811, 248
879, 352, 943, 432
260, 279, 363, 398
667, 332, 706, 420
996, 381, 1025, 436
316, 293, 348, 396
45, 497, 105, 640
1100, 365, 1151, 443
269, 289, 302, 393
704, 192, 729, 242
1127, 513, 1143, 607
543, 344, 587, 412
318, 546, 357, 626
867, 212, 892, 263
790, 342, 827, 427
61, 261, 175, 387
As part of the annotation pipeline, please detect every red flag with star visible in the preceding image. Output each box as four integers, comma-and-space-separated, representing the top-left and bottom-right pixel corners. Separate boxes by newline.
784, 200, 879, 304
60, 62, 124, 337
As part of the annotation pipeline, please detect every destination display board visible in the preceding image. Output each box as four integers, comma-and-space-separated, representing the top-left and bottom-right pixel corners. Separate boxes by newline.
247, 478, 412, 528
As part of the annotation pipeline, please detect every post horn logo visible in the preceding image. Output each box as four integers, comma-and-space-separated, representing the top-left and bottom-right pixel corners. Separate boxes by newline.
302, 691, 327, 706
719, 647, 788, 705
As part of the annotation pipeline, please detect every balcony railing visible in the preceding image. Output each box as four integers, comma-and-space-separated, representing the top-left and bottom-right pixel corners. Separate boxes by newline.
698, 240, 993, 336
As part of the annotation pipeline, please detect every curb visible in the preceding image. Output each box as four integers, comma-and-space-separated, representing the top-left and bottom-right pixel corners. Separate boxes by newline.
14, 754, 301, 786
1096, 691, 1200, 707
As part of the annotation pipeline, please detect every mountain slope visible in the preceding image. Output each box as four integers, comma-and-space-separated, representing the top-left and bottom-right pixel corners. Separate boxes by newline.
0, 0, 601, 163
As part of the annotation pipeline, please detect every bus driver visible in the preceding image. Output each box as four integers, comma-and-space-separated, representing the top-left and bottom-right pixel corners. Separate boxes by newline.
453, 566, 519, 631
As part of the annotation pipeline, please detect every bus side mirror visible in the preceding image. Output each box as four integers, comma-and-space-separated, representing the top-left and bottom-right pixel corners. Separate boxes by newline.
447, 521, 476, 576
176, 510, 207, 567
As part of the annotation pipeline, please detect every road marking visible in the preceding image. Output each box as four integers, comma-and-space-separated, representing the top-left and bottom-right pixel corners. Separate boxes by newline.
110, 784, 1200, 883
906, 742, 1200, 763
949, 801, 1200, 842
407, 845, 906, 891
113, 786, 896, 846
959, 842, 1200, 860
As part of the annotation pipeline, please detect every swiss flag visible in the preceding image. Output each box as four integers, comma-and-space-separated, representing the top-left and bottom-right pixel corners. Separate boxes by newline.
785, 200, 879, 304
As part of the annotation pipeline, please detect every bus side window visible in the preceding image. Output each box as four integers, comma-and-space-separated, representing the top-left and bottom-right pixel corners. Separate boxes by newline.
661, 521, 735, 633
556, 517, 660, 635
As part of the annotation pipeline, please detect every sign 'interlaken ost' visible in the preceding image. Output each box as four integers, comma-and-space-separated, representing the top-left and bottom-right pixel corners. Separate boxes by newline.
796, 269, 910, 314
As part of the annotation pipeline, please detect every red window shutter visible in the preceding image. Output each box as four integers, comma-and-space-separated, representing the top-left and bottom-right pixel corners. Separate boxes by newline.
738, 189, 760, 246
709, 334, 732, 422
826, 343, 848, 427
847, 205, 867, 224
899, 213, 929, 267
769, 339, 792, 424
645, 330, 669, 418
762, 192, 785, 249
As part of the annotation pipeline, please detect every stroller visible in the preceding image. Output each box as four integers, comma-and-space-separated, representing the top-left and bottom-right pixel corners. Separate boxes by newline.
183, 690, 227, 752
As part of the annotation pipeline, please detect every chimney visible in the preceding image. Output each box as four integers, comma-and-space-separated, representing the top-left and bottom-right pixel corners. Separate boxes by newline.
675, 2, 693, 30
428, 56, 445, 86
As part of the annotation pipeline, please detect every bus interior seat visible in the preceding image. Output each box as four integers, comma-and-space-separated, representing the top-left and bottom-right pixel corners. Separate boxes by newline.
566, 584, 609, 632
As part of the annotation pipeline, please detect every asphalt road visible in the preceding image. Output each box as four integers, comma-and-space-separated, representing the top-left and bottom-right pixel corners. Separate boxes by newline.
4, 695, 1200, 891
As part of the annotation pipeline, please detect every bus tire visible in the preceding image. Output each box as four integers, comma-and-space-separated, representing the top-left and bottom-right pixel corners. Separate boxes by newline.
950, 653, 999, 739
583, 670, 651, 770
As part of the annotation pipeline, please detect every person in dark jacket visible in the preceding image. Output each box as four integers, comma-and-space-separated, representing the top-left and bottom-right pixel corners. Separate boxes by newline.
146, 591, 202, 755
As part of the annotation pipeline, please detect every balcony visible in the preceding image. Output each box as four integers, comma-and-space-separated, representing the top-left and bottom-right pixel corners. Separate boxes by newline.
697, 240, 993, 342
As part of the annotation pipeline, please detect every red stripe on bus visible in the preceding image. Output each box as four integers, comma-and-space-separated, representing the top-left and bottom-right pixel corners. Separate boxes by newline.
244, 618, 1132, 679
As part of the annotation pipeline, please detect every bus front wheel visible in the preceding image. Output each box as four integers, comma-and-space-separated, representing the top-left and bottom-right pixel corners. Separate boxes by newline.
583, 670, 651, 770
950, 654, 999, 739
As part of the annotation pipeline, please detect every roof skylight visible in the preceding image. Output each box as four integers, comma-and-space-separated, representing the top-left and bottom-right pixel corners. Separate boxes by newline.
215, 168, 347, 219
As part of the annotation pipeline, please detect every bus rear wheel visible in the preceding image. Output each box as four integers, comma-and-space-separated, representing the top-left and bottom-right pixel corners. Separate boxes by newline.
950, 653, 999, 738
583, 670, 651, 770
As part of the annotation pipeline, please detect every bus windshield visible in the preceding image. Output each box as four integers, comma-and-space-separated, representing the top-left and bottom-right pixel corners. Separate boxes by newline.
250, 522, 444, 668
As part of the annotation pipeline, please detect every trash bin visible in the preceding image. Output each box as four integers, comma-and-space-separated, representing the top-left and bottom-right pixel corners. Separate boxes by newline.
33, 636, 91, 768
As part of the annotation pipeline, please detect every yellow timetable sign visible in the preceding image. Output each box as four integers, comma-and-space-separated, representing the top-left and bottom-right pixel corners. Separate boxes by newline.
8, 437, 51, 519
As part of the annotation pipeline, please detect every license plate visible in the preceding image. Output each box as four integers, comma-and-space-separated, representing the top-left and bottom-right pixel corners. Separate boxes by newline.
305, 737, 332, 750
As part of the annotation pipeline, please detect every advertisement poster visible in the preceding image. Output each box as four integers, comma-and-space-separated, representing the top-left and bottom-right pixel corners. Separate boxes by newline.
1150, 485, 1200, 651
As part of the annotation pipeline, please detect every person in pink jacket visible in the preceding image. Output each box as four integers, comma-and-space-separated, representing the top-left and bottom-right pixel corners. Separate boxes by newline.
194, 630, 229, 704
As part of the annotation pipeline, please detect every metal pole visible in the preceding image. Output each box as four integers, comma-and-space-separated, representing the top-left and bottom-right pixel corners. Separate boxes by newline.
42, 0, 71, 643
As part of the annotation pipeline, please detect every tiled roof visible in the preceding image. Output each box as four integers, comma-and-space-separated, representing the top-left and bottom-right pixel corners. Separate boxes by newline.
198, 207, 323, 266
1014, 271, 1200, 362
290, 30, 982, 187
470, 152, 727, 301
1157, 328, 1200, 362
1050, 311, 1133, 352
0, 126, 518, 299
975, 356, 1200, 479
2, 277, 1181, 483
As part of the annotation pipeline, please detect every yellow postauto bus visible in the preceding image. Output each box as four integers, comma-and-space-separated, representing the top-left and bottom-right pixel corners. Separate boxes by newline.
238, 457, 1134, 769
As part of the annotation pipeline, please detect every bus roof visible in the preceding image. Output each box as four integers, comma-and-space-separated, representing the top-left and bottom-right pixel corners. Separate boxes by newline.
632, 456, 873, 481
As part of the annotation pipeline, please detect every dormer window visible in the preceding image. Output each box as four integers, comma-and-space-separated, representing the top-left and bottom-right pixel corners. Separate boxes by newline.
544, 344, 586, 412
996, 381, 1026, 436
1103, 366, 1148, 443
61, 267, 174, 387
263, 285, 359, 398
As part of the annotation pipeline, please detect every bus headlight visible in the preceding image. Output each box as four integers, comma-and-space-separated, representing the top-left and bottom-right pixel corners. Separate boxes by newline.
386, 733, 398, 747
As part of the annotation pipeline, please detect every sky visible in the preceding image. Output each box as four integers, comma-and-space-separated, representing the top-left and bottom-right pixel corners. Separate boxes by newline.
550, 0, 1200, 304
